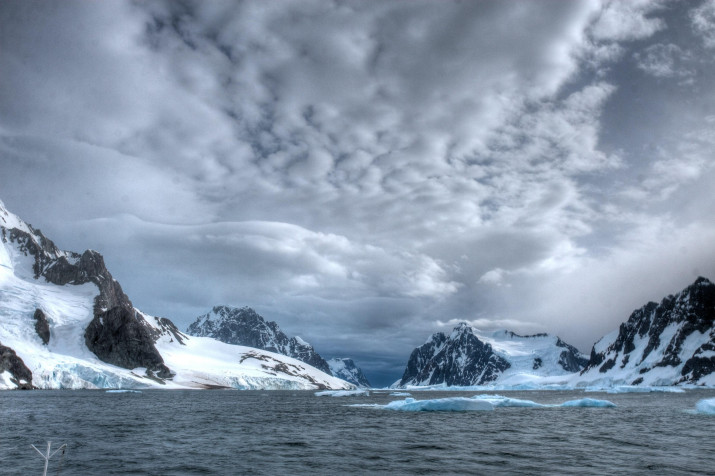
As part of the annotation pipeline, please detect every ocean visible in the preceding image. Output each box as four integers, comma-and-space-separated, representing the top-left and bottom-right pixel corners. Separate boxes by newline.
2, 389, 714, 475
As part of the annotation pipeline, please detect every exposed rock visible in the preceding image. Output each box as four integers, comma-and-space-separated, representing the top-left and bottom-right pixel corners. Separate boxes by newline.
0, 343, 33, 389
84, 306, 173, 379
398, 323, 511, 387
556, 337, 590, 372
581, 277, 715, 385
2, 212, 172, 379
33, 309, 50, 345
327, 358, 371, 387
187, 306, 332, 374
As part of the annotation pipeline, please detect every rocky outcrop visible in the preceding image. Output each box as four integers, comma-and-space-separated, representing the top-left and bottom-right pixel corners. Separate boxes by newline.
0, 343, 33, 389
2, 205, 173, 380
33, 309, 50, 345
398, 323, 511, 387
327, 358, 371, 387
187, 306, 332, 374
581, 277, 715, 385
84, 306, 172, 379
555, 337, 590, 372
397, 324, 590, 388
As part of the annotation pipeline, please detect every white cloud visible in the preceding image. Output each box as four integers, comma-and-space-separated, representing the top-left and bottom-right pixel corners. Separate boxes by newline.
589, 0, 666, 42
635, 43, 693, 78
691, 0, 715, 48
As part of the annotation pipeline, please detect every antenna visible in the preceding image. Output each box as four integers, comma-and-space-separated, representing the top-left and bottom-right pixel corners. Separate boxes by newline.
31, 441, 67, 476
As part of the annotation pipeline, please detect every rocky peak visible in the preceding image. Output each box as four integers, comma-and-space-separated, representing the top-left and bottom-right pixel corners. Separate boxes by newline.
187, 306, 332, 374
327, 358, 371, 388
581, 277, 715, 385
398, 322, 511, 387
1, 201, 172, 381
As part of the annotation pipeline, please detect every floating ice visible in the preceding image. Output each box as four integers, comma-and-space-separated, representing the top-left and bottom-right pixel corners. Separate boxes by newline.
315, 389, 370, 397
389, 392, 412, 396
384, 397, 494, 412
559, 398, 616, 408
585, 385, 684, 394
695, 398, 715, 415
358, 395, 616, 412
473, 394, 545, 408
105, 389, 142, 394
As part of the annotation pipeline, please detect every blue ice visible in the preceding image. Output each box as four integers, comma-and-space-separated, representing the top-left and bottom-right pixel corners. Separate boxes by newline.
695, 398, 715, 415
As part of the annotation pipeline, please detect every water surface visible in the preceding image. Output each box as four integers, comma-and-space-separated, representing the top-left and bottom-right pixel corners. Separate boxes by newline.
1, 389, 714, 475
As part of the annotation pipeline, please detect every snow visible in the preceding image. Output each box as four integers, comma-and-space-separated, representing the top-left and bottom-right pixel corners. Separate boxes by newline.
695, 398, 715, 415
0, 219, 353, 391
315, 389, 369, 397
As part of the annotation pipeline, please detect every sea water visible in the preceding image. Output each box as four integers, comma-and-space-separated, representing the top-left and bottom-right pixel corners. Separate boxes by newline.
1, 389, 714, 475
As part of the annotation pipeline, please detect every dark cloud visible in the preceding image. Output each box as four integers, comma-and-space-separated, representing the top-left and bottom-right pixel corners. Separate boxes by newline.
1, 0, 715, 386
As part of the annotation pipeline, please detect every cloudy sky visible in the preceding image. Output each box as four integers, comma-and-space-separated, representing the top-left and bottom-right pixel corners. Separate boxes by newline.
1, 0, 715, 386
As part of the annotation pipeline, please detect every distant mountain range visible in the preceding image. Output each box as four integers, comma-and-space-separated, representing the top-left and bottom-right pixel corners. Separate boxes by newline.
0, 200, 351, 391
186, 306, 370, 387
1, 198, 713, 390
578, 276, 714, 386
394, 278, 714, 388
395, 324, 588, 387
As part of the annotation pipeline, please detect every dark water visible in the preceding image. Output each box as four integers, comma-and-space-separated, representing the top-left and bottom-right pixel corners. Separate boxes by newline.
1, 389, 714, 475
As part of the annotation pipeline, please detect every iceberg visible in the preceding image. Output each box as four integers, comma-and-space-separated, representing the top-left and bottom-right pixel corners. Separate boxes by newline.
695, 398, 715, 415
585, 385, 684, 394
384, 397, 494, 412
315, 389, 370, 397
389, 392, 412, 396
105, 389, 142, 394
473, 394, 545, 408
559, 398, 616, 408
355, 395, 616, 412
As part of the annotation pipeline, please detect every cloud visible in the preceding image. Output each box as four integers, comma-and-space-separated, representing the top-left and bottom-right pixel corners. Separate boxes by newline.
588, 0, 666, 42
2, 0, 715, 385
691, 0, 715, 48
634, 43, 693, 78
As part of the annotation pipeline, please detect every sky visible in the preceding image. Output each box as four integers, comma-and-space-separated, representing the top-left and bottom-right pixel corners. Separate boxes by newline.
1, 0, 715, 386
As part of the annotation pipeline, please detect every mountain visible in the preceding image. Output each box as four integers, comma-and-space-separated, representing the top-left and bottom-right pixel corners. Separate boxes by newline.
0, 200, 351, 390
186, 306, 332, 374
327, 358, 371, 388
579, 277, 715, 387
395, 323, 588, 388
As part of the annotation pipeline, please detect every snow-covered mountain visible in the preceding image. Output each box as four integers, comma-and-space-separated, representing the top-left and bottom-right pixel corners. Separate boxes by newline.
327, 358, 371, 388
578, 277, 715, 387
0, 200, 351, 390
394, 323, 588, 388
187, 306, 332, 374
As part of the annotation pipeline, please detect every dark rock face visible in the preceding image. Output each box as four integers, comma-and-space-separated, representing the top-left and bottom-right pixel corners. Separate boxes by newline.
2, 211, 172, 379
33, 309, 50, 345
327, 358, 371, 387
0, 343, 33, 389
582, 277, 715, 384
187, 306, 332, 374
555, 337, 590, 372
84, 306, 172, 379
398, 323, 511, 387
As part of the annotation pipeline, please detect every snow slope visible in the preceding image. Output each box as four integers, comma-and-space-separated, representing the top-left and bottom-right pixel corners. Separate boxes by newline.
0, 200, 352, 390
394, 323, 588, 388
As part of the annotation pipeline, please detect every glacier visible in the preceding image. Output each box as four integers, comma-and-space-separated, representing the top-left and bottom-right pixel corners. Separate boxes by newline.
0, 200, 353, 391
